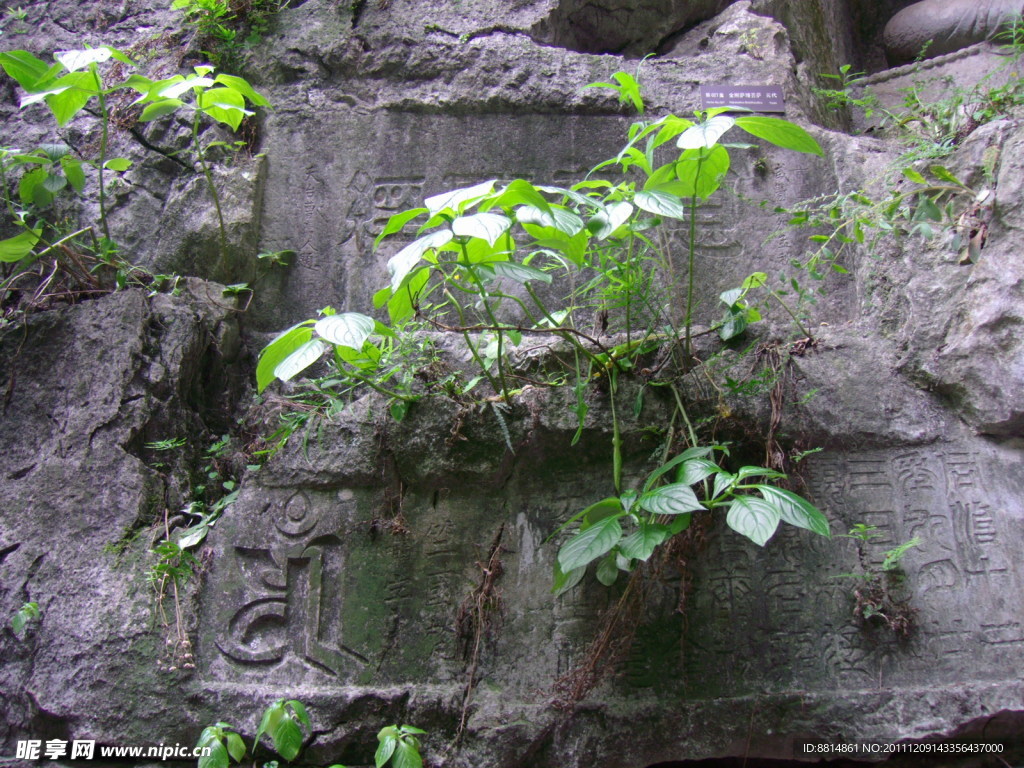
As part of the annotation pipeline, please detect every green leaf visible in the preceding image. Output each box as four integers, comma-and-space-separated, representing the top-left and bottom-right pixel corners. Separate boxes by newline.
719, 307, 748, 341
735, 466, 786, 482
54, 47, 113, 72
0, 229, 40, 263
916, 195, 942, 222
272, 717, 303, 762
375, 735, 398, 768
425, 179, 496, 215
638, 483, 706, 515
516, 204, 584, 236
158, 74, 214, 100
595, 552, 619, 586
0, 50, 53, 90
374, 208, 427, 249
902, 166, 926, 184
225, 732, 246, 763
214, 73, 271, 106
558, 514, 623, 573
386, 267, 430, 323
617, 522, 670, 561
734, 116, 823, 155
392, 740, 423, 768
712, 471, 736, 499
486, 178, 552, 213
676, 457, 720, 485
387, 229, 453, 292
61, 157, 86, 191
256, 323, 313, 392
754, 485, 831, 537
451, 212, 511, 245
677, 115, 735, 149
389, 399, 411, 421
642, 446, 714, 492
198, 739, 229, 768
103, 157, 132, 172
315, 312, 375, 349
485, 261, 552, 285
929, 164, 964, 186
634, 189, 685, 219
726, 495, 781, 546
552, 560, 586, 595
139, 98, 184, 121
274, 339, 327, 382
588, 200, 633, 239
198, 86, 250, 130
36, 71, 96, 126
674, 145, 730, 200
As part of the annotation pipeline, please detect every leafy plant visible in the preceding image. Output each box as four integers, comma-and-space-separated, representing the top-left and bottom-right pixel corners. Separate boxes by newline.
375, 724, 426, 768
10, 601, 40, 635
837, 524, 920, 635
552, 445, 830, 593
195, 722, 246, 768
253, 699, 311, 762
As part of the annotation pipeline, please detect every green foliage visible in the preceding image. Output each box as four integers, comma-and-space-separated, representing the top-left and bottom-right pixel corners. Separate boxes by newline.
196, 723, 246, 768
553, 446, 830, 592
253, 699, 311, 762
10, 601, 40, 635
172, 0, 292, 67
375, 724, 426, 768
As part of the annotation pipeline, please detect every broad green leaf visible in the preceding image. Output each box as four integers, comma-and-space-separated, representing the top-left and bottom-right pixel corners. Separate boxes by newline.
272, 717, 303, 761
400, 726, 427, 735
425, 179, 496, 215
902, 167, 926, 184
735, 466, 786, 482
719, 307, 748, 341
54, 47, 112, 72
387, 229, 453, 292
486, 261, 552, 285
734, 116, 823, 155
31, 72, 96, 126
256, 323, 313, 392
254, 701, 284, 750
61, 157, 86, 191
19, 167, 51, 207
536, 183, 600, 210
755, 484, 831, 537
638, 483, 705, 516
451, 212, 511, 245
0, 229, 40, 262
486, 178, 552, 213
41, 173, 67, 195
198, 86, 250, 130
742, 272, 768, 290
916, 195, 942, 222
386, 267, 430, 323
315, 312, 375, 349
643, 446, 715, 492
0, 50, 52, 90
375, 735, 398, 768
214, 73, 271, 106
139, 98, 184, 122
374, 208, 427, 249
392, 740, 423, 768
274, 339, 327, 382
225, 732, 246, 763
677, 115, 735, 149
929, 164, 964, 186
712, 471, 736, 499
198, 739, 229, 768
720, 287, 744, 307
726, 495, 780, 546
176, 524, 209, 549
675, 145, 730, 200
676, 457, 720, 485
552, 561, 586, 595
596, 552, 619, 586
103, 157, 132, 172
634, 189, 685, 219
558, 514, 623, 572
588, 200, 633, 240
618, 522, 670, 561
158, 74, 214, 100
516, 205, 584, 236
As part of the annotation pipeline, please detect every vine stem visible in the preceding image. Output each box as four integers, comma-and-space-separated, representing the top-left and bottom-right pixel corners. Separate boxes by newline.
192, 103, 228, 261
684, 151, 706, 360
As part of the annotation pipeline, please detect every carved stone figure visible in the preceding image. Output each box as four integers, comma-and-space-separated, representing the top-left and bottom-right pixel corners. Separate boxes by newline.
883, 0, 1024, 63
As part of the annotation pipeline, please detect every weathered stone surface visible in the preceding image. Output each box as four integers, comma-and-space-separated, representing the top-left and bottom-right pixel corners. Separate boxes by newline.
2, 0, 1024, 765
883, 0, 1024, 64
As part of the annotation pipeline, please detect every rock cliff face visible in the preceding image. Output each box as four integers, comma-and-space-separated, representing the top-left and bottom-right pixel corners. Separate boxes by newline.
1, 1, 1023, 767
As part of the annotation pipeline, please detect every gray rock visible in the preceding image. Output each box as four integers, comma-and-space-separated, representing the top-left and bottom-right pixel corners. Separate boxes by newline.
883, 0, 1024, 64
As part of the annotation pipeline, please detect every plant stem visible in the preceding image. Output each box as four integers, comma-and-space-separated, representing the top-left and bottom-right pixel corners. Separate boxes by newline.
684, 152, 706, 360
91, 64, 111, 243
609, 368, 622, 495
192, 106, 228, 261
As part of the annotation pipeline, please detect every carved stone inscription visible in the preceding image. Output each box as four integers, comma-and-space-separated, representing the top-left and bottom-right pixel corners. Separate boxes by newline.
671, 445, 1023, 698
203, 489, 377, 682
